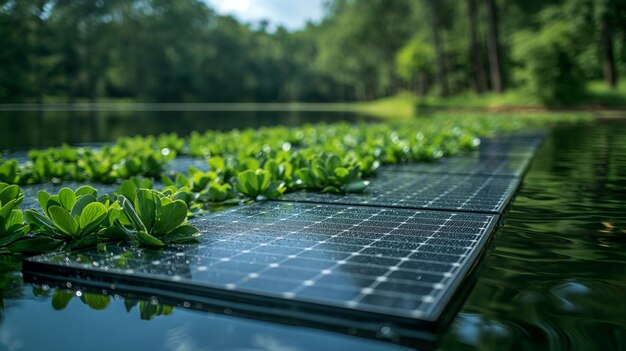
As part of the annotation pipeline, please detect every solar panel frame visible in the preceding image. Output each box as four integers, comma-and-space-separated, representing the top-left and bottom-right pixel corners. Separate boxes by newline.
24, 201, 500, 325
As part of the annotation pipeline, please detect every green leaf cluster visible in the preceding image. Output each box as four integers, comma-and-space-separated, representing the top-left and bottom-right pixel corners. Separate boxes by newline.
294, 153, 368, 194
0, 184, 202, 255
115, 189, 200, 248
0, 183, 29, 251
25, 186, 118, 251
234, 169, 286, 200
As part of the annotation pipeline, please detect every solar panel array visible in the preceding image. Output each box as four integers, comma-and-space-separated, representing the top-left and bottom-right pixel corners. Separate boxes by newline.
24, 131, 545, 340
27, 202, 498, 320
381, 154, 531, 177
282, 172, 519, 213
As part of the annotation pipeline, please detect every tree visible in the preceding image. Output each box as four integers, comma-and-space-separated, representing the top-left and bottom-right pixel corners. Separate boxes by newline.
597, 1, 618, 88
395, 34, 435, 96
485, 0, 503, 92
512, 8, 586, 103
467, 0, 488, 93
426, 0, 449, 97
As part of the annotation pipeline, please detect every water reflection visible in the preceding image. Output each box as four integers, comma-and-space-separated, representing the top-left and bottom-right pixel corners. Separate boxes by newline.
0, 256, 23, 322
40, 288, 174, 321
440, 120, 626, 350
0, 109, 373, 149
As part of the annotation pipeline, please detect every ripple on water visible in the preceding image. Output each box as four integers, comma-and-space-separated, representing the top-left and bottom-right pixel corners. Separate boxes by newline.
440, 121, 626, 350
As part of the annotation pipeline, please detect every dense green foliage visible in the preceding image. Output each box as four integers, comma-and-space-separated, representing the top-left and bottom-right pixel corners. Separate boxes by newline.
0, 184, 200, 254
0, 113, 592, 255
0, 183, 28, 250
1, 0, 624, 103
511, 6, 589, 103
0, 113, 590, 189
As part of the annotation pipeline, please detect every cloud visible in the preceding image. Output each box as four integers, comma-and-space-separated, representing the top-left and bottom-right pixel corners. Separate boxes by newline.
205, 0, 325, 29
0, 327, 24, 351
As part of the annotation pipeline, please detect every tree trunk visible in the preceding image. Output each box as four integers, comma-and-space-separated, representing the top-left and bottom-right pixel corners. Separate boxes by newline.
600, 14, 617, 89
485, 0, 503, 93
467, 0, 488, 93
428, 0, 449, 98
417, 73, 428, 97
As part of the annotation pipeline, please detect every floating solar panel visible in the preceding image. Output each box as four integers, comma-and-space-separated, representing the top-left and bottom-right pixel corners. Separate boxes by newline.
24, 202, 499, 325
22, 131, 546, 345
381, 153, 532, 177
281, 172, 520, 214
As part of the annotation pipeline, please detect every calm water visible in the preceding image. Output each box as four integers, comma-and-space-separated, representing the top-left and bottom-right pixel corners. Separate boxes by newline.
0, 108, 372, 149
440, 120, 626, 350
0, 116, 625, 350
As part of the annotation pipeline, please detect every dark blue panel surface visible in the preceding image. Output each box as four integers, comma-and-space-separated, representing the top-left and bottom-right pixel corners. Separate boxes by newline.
26, 202, 499, 322
281, 172, 519, 213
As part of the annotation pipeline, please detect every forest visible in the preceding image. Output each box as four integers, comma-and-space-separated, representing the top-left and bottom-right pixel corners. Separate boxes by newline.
1, 0, 625, 104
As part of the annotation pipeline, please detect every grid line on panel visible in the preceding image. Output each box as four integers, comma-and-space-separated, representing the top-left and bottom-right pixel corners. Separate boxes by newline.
237, 207, 387, 299
25, 197, 501, 323
185, 203, 498, 318
281, 173, 520, 214
191, 203, 326, 270
348, 212, 458, 317
380, 154, 532, 177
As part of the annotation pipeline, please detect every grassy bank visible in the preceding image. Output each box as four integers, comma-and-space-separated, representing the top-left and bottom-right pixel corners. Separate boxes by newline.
3, 79, 623, 121
353, 79, 626, 119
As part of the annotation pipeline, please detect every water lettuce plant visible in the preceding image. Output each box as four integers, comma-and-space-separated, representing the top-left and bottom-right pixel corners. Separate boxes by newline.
1, 113, 591, 188
0, 183, 29, 251
234, 169, 286, 200
115, 189, 200, 247
294, 153, 369, 194
25, 186, 118, 250
0, 159, 20, 184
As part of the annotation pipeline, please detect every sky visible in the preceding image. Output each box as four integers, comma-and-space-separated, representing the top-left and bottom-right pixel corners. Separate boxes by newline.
205, 0, 326, 30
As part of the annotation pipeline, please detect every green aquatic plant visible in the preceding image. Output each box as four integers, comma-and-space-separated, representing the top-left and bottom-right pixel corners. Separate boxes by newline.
116, 189, 200, 248
0, 183, 29, 251
0, 159, 20, 184
294, 153, 369, 194
202, 182, 238, 203
79, 155, 116, 184
24, 186, 119, 250
115, 178, 154, 201
185, 167, 219, 193
234, 169, 286, 200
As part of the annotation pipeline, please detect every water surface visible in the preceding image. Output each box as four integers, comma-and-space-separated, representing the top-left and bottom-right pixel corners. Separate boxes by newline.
440, 120, 626, 350
0, 107, 371, 149
0, 116, 625, 350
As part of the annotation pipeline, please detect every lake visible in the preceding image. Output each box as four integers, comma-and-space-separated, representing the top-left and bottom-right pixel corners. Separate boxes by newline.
0, 110, 624, 350
0, 105, 373, 149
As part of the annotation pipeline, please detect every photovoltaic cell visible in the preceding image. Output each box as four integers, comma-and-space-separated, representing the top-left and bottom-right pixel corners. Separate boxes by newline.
25, 202, 499, 322
281, 172, 519, 213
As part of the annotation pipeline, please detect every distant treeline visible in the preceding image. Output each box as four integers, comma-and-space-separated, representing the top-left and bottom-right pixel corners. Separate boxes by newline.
1, 0, 625, 103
